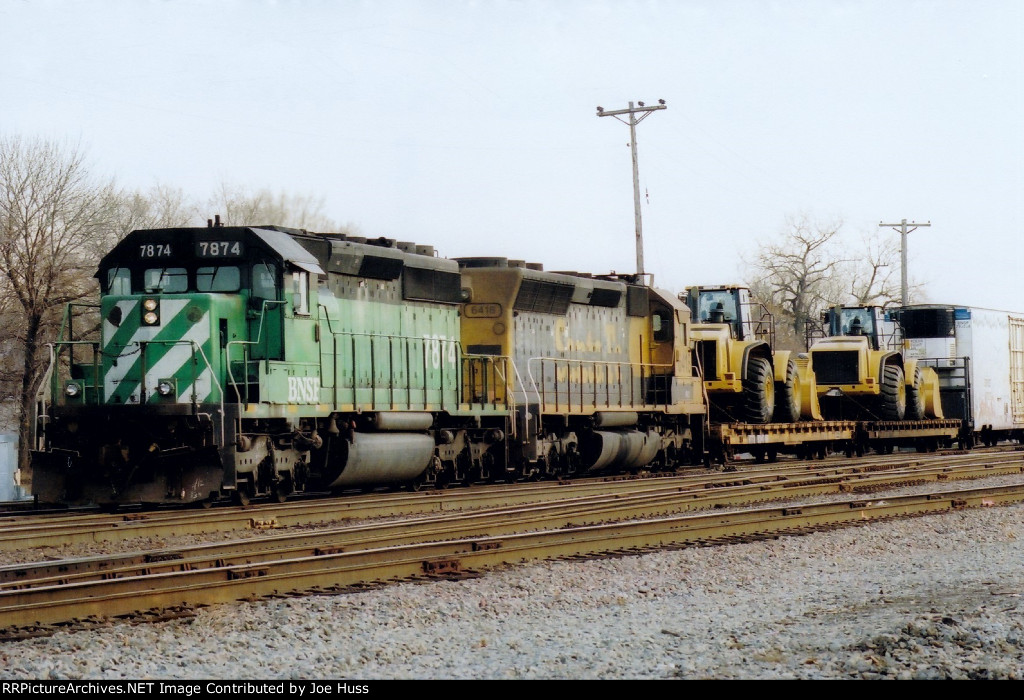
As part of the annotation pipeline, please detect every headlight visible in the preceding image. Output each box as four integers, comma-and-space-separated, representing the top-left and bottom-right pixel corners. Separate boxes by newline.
65, 382, 81, 397
157, 381, 175, 397
142, 298, 160, 326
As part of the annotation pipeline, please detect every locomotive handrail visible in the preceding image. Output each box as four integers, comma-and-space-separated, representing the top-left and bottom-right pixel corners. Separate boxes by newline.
226, 299, 287, 404
315, 326, 462, 411
461, 352, 519, 427
35, 343, 59, 454
315, 307, 517, 415
42, 339, 102, 399
37, 337, 226, 449
236, 301, 498, 414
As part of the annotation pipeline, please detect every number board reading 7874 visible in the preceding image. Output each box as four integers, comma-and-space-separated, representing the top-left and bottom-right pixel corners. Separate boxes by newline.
196, 240, 245, 258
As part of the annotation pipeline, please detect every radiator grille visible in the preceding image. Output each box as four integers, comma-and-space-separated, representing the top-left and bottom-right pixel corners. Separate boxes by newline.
812, 350, 859, 384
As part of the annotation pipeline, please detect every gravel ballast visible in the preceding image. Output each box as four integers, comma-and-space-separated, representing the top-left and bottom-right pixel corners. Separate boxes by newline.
2, 497, 1023, 680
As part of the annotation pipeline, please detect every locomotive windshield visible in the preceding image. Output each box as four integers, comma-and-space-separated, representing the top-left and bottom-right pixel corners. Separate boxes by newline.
196, 266, 241, 292
251, 262, 279, 299
107, 267, 131, 295
102, 264, 245, 294
143, 267, 188, 293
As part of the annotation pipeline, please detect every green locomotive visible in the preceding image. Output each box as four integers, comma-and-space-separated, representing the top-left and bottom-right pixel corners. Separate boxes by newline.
31, 223, 707, 507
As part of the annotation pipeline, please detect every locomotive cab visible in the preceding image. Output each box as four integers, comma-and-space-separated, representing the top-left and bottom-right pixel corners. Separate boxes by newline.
31, 224, 326, 506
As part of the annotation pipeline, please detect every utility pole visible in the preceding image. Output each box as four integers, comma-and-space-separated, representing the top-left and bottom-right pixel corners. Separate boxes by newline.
879, 218, 931, 305
597, 100, 666, 278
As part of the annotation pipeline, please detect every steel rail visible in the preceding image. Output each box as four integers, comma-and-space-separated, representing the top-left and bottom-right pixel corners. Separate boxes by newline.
8, 456, 1021, 590
2, 450, 1022, 553
1, 482, 1023, 634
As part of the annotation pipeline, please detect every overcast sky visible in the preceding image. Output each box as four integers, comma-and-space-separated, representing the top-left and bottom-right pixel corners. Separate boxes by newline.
3, 0, 1022, 309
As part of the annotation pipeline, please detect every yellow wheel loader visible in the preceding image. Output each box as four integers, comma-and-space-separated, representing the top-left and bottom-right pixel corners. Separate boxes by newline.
682, 286, 820, 424
810, 306, 942, 421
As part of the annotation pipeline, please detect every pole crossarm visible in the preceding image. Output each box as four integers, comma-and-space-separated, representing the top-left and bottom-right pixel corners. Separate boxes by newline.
879, 218, 931, 306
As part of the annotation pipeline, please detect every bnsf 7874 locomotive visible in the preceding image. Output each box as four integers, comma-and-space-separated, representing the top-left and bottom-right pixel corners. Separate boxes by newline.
31, 223, 706, 506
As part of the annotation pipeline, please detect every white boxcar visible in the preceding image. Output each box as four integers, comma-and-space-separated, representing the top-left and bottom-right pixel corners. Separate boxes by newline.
898, 304, 1024, 443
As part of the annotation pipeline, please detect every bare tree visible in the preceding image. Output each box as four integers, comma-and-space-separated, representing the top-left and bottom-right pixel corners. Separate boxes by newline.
745, 214, 847, 349
209, 183, 347, 231
0, 136, 116, 483
844, 228, 901, 306
107, 183, 200, 242
744, 215, 925, 350
843, 227, 926, 306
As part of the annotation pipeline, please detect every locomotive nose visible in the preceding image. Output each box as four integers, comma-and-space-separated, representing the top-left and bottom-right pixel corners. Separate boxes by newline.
101, 296, 223, 406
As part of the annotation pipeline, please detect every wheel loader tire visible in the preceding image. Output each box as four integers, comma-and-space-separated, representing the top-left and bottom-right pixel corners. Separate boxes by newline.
743, 356, 775, 424
905, 366, 925, 421
774, 357, 801, 423
879, 364, 907, 421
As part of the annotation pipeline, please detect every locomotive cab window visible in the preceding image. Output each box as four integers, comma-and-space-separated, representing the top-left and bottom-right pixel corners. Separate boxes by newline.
291, 270, 310, 315
197, 266, 241, 292
106, 267, 131, 295
143, 267, 188, 293
652, 310, 673, 342
250, 262, 279, 301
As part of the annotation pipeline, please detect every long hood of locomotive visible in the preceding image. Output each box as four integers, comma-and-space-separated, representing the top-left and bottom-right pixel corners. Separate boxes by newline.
100, 294, 235, 406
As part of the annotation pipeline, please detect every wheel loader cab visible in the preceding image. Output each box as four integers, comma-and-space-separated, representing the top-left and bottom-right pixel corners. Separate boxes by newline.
825, 306, 900, 352
687, 286, 765, 342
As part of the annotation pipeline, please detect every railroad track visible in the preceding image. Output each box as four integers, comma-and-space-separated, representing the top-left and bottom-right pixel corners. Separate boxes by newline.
1, 452, 1023, 638
1, 448, 1020, 554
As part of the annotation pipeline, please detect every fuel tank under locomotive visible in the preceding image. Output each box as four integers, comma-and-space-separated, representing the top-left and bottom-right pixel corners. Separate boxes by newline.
303, 412, 437, 490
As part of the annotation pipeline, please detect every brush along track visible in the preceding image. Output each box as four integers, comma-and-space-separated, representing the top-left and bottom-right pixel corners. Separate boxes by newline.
2, 449, 1022, 554
2, 472, 1024, 638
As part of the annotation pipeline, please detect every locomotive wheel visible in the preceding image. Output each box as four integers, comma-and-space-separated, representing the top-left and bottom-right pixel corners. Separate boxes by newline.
273, 473, 293, 503
905, 366, 925, 421
742, 356, 775, 424
233, 478, 254, 506
879, 364, 907, 421
774, 357, 801, 423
